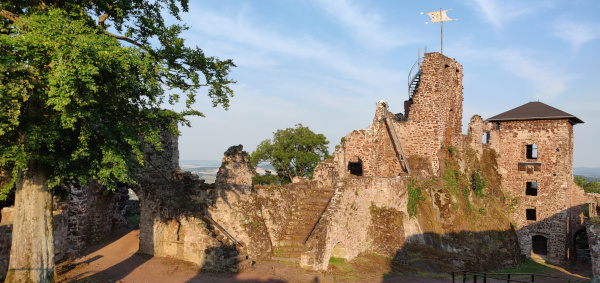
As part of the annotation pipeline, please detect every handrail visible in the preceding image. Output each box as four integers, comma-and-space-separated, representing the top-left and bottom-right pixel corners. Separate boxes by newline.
408, 57, 424, 98
146, 159, 244, 247
203, 214, 244, 247
451, 270, 588, 282
302, 192, 335, 245
384, 105, 410, 174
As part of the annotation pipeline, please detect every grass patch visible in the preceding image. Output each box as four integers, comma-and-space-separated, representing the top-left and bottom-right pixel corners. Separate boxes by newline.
493, 259, 554, 274
329, 257, 353, 272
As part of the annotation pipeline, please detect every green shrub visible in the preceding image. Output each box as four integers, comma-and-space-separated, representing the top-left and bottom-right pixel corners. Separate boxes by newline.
471, 170, 486, 197
408, 182, 425, 218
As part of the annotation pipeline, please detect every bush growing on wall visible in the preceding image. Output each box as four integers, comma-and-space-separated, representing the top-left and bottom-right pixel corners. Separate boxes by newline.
407, 181, 425, 218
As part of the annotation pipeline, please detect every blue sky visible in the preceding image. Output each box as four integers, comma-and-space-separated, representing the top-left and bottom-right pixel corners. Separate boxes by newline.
166, 0, 600, 167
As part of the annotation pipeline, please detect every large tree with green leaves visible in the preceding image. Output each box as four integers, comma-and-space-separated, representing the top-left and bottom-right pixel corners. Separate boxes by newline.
250, 124, 330, 184
0, 1, 235, 281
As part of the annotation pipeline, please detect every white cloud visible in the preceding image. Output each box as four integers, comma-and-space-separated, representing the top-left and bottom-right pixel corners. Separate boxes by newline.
313, 0, 416, 51
494, 50, 575, 101
553, 20, 600, 51
469, 0, 542, 31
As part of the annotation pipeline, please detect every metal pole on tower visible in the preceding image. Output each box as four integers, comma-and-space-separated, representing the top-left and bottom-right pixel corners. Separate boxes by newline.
440, 7, 443, 54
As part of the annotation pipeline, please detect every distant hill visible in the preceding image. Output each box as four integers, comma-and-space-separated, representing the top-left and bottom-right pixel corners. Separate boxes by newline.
179, 160, 275, 184
574, 167, 600, 181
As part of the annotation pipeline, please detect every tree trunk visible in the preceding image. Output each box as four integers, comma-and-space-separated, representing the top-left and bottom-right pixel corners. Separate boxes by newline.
5, 160, 55, 282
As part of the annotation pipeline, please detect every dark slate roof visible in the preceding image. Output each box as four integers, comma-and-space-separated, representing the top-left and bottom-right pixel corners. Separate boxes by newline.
486, 102, 584, 124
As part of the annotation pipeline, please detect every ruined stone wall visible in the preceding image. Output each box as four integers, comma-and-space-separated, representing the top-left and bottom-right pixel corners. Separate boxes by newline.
0, 222, 11, 280
302, 176, 409, 270
586, 219, 600, 281
316, 53, 464, 180
137, 141, 271, 271
402, 52, 464, 173
66, 182, 128, 256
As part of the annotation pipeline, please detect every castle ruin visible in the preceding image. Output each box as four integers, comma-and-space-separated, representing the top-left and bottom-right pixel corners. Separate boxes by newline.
1, 52, 598, 279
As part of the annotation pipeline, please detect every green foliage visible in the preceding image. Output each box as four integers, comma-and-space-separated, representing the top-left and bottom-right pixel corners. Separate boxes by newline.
250, 124, 330, 184
0, 1, 235, 198
446, 145, 455, 157
407, 182, 425, 218
335, 136, 346, 150
252, 170, 285, 186
471, 170, 486, 197
442, 165, 460, 196
575, 176, 600, 194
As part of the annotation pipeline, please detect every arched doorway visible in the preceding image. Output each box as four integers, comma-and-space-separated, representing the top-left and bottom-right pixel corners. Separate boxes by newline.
531, 235, 548, 256
574, 229, 590, 261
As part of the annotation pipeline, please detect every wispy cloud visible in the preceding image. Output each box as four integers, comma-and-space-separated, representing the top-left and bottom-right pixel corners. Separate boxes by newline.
469, 0, 542, 31
495, 50, 575, 101
553, 20, 600, 51
313, 0, 416, 51
182, 4, 403, 94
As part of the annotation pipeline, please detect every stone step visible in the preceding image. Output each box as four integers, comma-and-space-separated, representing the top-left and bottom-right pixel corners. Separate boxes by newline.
275, 250, 304, 258
299, 198, 330, 206
294, 205, 326, 212
273, 257, 300, 262
283, 234, 310, 242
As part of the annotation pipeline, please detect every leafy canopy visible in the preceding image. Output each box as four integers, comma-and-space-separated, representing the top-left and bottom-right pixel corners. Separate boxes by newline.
0, 1, 235, 198
250, 124, 330, 184
575, 176, 600, 194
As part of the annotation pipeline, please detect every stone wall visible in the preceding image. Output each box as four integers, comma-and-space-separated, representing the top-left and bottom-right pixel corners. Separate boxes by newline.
66, 182, 128, 256
136, 142, 271, 271
315, 52, 463, 180
586, 219, 600, 282
301, 176, 409, 270
0, 223, 11, 280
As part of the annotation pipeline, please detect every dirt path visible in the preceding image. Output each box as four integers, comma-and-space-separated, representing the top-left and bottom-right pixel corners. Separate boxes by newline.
56, 228, 590, 283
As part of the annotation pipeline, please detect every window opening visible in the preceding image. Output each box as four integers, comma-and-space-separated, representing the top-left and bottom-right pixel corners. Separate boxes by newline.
527, 144, 538, 159
526, 182, 538, 196
482, 132, 490, 144
496, 123, 500, 130
348, 159, 363, 176
526, 208, 537, 221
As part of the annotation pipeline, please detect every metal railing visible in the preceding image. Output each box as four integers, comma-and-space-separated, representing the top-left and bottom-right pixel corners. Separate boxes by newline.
408, 57, 424, 98
451, 270, 588, 282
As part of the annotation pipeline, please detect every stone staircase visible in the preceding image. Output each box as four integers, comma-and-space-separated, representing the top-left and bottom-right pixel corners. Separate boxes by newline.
205, 219, 253, 272
274, 187, 335, 262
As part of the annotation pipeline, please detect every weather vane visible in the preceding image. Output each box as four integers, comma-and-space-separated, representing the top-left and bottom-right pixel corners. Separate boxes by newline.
422, 8, 457, 55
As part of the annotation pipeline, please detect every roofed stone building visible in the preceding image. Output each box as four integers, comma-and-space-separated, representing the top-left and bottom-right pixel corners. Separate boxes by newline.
481, 101, 595, 264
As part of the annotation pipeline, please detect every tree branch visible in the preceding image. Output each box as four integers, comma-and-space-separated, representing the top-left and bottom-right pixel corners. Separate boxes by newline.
0, 10, 21, 22
98, 12, 110, 29
103, 30, 143, 48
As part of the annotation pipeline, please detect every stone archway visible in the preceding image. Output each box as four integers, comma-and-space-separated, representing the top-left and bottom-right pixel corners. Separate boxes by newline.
573, 229, 590, 261
330, 242, 347, 260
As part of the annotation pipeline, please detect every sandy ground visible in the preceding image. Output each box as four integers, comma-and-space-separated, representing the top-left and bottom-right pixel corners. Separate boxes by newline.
56, 228, 591, 283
